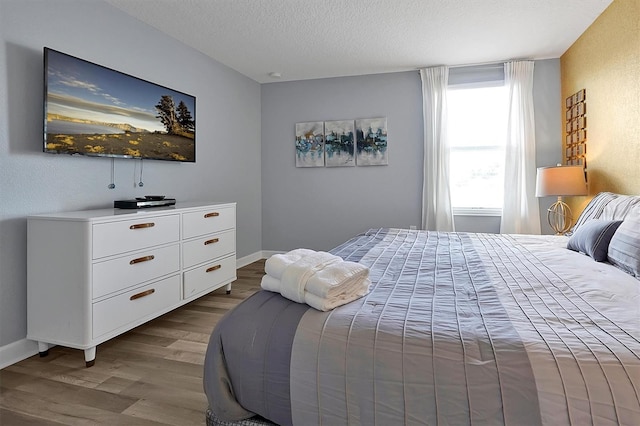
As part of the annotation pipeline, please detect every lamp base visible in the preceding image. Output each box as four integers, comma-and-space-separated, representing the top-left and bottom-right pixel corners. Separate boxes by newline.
547, 197, 573, 235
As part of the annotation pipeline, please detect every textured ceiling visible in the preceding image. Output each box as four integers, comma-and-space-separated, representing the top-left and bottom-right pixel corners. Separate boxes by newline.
105, 0, 613, 83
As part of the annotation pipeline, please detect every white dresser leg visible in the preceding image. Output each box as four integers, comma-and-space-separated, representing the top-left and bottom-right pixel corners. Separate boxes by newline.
38, 341, 49, 357
226, 283, 231, 294
84, 346, 96, 367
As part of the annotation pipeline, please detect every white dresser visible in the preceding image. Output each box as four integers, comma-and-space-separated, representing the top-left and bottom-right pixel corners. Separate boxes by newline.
27, 202, 236, 367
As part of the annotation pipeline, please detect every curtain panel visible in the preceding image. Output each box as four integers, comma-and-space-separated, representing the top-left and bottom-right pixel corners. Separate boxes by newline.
500, 61, 541, 234
420, 67, 455, 231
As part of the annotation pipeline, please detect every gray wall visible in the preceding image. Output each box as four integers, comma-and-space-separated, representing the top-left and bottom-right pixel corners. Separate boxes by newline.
533, 59, 564, 235
262, 72, 423, 251
261, 59, 562, 251
0, 0, 262, 348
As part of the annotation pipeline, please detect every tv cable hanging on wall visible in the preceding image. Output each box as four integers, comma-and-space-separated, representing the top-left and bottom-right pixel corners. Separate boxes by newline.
134, 159, 144, 187
108, 158, 115, 189
109, 158, 147, 190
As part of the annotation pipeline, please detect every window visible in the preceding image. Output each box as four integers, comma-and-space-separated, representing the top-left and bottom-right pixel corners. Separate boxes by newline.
447, 84, 508, 215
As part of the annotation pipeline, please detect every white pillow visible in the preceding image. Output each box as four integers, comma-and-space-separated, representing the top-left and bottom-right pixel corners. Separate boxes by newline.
607, 211, 640, 279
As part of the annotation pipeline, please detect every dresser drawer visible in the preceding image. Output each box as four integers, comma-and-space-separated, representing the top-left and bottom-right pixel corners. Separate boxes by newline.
92, 214, 179, 259
92, 275, 180, 338
92, 244, 180, 299
183, 206, 235, 239
183, 229, 235, 269
183, 255, 236, 299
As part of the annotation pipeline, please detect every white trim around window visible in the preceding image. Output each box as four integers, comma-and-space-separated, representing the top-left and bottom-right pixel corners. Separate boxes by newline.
453, 207, 502, 216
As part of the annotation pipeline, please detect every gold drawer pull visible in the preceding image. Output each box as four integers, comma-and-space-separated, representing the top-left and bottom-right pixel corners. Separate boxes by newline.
206, 264, 222, 273
130, 289, 155, 301
130, 255, 155, 265
130, 222, 155, 230
204, 212, 220, 218
204, 238, 219, 245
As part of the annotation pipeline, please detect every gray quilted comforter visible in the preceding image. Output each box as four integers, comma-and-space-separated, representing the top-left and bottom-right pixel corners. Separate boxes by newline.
204, 228, 640, 425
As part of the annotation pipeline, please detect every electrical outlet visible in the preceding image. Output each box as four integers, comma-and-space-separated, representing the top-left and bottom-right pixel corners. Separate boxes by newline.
410, 225, 417, 230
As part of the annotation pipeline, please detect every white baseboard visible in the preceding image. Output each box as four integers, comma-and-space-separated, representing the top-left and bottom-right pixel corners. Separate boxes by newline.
0, 338, 39, 370
1, 252, 283, 370
236, 250, 284, 268
261, 250, 285, 258
236, 251, 264, 268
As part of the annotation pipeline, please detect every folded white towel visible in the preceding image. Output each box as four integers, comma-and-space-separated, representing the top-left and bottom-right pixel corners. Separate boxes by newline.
261, 249, 371, 311
280, 251, 342, 303
305, 261, 369, 299
261, 274, 371, 311
264, 248, 316, 280
303, 279, 371, 311
260, 274, 281, 293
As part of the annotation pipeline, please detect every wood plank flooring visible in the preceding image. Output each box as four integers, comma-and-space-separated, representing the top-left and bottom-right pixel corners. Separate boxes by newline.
0, 260, 265, 425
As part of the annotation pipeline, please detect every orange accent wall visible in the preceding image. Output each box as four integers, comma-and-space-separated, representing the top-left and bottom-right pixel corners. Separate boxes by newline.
560, 0, 640, 214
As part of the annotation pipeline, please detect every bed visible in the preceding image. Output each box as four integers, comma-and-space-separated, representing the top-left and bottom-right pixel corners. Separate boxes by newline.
204, 193, 640, 426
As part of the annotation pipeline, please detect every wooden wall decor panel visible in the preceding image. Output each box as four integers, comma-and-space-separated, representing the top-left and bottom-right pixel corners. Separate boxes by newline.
564, 88, 587, 172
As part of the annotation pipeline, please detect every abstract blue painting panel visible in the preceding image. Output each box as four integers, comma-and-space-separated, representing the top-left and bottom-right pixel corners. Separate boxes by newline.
356, 117, 388, 166
295, 121, 325, 167
324, 120, 355, 167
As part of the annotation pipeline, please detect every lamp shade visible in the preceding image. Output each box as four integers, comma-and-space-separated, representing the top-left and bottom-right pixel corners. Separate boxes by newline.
535, 165, 588, 197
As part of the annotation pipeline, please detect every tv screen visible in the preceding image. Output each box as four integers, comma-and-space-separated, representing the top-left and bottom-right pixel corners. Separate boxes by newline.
43, 47, 195, 162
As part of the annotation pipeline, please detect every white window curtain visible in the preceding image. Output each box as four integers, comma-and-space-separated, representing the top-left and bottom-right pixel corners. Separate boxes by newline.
420, 67, 455, 231
500, 61, 541, 234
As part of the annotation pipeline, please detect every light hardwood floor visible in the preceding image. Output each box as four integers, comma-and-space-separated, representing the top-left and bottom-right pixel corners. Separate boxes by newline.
0, 260, 265, 426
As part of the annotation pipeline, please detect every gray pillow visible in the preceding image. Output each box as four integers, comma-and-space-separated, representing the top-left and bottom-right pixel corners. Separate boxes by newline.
567, 219, 623, 262
608, 216, 640, 278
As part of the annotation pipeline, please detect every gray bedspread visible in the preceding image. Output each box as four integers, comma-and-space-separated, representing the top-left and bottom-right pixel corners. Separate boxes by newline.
204, 228, 640, 425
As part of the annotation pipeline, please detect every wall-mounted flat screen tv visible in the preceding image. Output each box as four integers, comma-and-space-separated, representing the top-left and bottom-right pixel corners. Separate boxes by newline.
44, 47, 196, 162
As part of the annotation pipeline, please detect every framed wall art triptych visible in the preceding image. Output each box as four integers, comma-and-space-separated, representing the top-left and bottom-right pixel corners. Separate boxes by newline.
295, 117, 387, 168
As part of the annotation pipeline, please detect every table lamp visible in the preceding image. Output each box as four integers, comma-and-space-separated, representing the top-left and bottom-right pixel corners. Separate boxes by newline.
536, 165, 588, 234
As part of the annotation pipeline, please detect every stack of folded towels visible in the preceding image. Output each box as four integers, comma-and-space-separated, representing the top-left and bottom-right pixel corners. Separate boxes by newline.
261, 249, 371, 311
